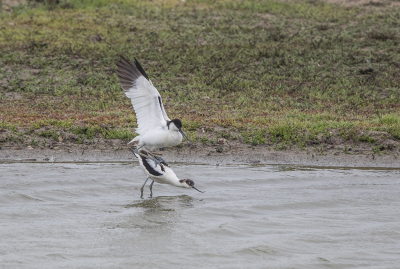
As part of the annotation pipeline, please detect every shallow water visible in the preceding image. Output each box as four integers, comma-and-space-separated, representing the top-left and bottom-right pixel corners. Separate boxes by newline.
1, 162, 399, 269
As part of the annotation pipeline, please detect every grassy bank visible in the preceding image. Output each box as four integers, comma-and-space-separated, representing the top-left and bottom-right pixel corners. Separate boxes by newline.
1, 0, 400, 153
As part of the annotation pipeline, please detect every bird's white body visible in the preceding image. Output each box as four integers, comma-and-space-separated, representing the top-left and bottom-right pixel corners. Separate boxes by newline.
135, 151, 191, 189
132, 123, 182, 152
116, 57, 186, 152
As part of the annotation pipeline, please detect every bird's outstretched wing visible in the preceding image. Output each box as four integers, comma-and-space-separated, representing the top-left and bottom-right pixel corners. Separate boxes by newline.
116, 56, 170, 135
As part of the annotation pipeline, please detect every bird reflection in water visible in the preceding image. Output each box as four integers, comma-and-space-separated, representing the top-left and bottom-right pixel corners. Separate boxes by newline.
126, 195, 194, 211
118, 195, 195, 234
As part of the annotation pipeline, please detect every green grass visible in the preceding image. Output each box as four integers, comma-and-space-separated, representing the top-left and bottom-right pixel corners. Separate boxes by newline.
0, 0, 400, 148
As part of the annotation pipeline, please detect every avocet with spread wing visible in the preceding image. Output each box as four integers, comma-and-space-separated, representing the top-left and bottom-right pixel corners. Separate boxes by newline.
116, 56, 191, 165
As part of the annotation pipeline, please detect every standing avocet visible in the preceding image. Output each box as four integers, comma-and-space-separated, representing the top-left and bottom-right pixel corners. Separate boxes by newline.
130, 148, 203, 197
116, 56, 190, 165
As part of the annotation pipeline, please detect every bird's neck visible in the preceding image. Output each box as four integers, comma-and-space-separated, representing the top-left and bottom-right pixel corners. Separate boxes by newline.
164, 168, 184, 187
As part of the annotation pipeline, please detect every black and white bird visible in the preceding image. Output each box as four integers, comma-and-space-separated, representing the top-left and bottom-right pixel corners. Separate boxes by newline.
116, 56, 190, 166
130, 149, 203, 197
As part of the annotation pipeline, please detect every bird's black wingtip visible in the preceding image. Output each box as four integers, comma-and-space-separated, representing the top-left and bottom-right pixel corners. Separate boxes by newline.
133, 57, 150, 81
116, 55, 149, 91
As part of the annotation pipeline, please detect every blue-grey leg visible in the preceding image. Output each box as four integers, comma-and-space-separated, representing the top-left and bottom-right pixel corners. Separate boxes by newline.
143, 151, 168, 167
133, 144, 145, 156
154, 156, 169, 166
131, 146, 163, 168
149, 180, 155, 197
144, 150, 168, 166
140, 178, 149, 198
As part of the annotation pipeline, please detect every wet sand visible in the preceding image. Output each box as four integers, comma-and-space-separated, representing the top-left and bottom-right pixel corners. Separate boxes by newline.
1, 143, 399, 168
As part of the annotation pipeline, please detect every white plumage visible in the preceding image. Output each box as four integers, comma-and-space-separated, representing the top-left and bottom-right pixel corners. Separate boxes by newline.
116, 56, 190, 155
125, 75, 169, 137
132, 149, 203, 197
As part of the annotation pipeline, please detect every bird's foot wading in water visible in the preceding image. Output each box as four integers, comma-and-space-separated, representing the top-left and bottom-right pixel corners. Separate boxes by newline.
139, 178, 155, 198
149, 180, 154, 197
140, 177, 149, 198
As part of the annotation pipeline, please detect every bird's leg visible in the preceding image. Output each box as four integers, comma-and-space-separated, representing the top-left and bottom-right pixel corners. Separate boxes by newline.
149, 155, 163, 168
140, 178, 149, 198
145, 151, 169, 166
149, 180, 154, 197
133, 144, 145, 155
154, 156, 169, 166
130, 146, 163, 168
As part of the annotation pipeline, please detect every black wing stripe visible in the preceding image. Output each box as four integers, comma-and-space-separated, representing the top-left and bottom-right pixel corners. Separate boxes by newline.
158, 96, 163, 111
140, 155, 163, 176
134, 57, 150, 81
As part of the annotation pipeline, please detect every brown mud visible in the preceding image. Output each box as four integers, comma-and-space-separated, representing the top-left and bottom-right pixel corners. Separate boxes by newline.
1, 138, 399, 168
1, 124, 400, 167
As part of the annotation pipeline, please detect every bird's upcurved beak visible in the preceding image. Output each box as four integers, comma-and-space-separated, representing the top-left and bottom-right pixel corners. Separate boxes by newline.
179, 129, 192, 144
192, 186, 204, 193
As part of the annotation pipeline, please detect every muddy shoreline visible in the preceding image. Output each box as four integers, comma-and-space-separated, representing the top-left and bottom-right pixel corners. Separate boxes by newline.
1, 126, 400, 168
1, 142, 399, 168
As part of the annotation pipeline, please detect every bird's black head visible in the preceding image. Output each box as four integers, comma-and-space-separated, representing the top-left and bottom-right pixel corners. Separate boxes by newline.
179, 179, 204, 193
168, 119, 182, 130
167, 118, 192, 144
180, 179, 194, 187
